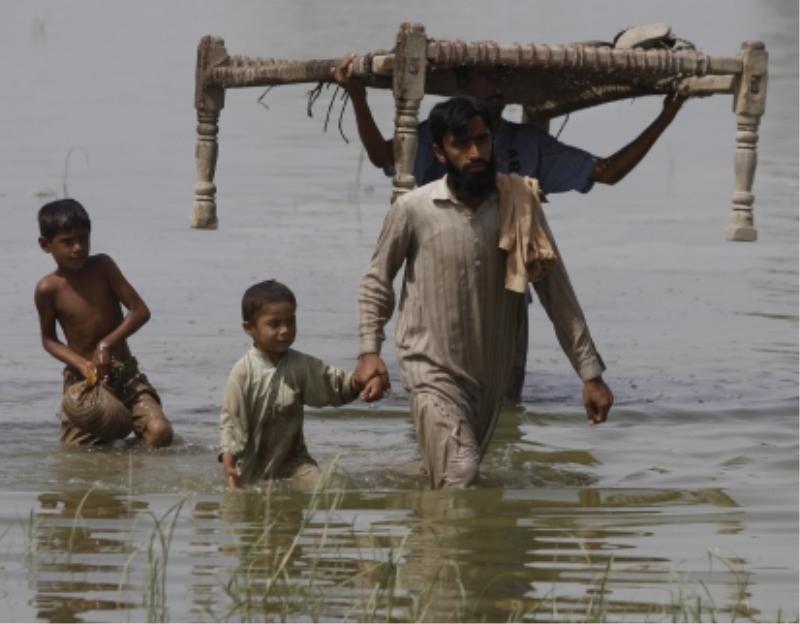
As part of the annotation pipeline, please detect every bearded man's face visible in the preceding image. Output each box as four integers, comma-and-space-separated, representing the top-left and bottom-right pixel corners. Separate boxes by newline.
436, 115, 496, 198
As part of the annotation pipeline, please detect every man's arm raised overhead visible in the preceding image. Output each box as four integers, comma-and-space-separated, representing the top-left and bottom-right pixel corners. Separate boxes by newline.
591, 94, 686, 185
331, 53, 394, 168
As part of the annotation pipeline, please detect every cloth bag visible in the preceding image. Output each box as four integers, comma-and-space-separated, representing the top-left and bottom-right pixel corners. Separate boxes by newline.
62, 379, 133, 441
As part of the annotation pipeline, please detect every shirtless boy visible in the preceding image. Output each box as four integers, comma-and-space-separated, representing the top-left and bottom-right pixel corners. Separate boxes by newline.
34, 198, 173, 447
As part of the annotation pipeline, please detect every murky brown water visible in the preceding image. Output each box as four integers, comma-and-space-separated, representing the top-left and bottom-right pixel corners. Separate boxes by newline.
0, 1, 797, 621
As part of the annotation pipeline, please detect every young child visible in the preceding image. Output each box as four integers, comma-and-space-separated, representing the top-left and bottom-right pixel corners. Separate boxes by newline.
219, 279, 384, 489
34, 199, 173, 447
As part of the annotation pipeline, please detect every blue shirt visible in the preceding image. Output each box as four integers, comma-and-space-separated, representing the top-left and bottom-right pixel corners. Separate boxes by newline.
386, 119, 598, 194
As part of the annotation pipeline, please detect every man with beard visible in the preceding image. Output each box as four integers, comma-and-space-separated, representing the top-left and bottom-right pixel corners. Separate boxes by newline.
354, 97, 612, 489
333, 56, 684, 402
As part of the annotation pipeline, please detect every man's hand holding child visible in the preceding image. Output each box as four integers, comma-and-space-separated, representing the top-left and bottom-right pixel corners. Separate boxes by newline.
353, 353, 391, 402
360, 375, 388, 402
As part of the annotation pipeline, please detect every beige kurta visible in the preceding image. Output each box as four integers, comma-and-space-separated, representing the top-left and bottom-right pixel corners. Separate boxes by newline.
358, 176, 605, 486
219, 347, 356, 483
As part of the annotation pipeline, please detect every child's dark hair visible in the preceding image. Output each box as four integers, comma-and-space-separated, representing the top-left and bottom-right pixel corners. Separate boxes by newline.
241, 280, 296, 323
38, 198, 91, 240
428, 96, 492, 148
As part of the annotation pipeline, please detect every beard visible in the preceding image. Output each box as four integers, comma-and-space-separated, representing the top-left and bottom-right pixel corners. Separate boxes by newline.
445, 154, 497, 199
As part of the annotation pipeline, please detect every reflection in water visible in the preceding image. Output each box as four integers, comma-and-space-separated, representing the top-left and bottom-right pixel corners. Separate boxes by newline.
12, 402, 761, 622
13, 474, 756, 622
180, 477, 749, 622
396, 486, 747, 621
191, 482, 382, 622
23, 448, 192, 623
29, 489, 143, 622
17, 413, 755, 623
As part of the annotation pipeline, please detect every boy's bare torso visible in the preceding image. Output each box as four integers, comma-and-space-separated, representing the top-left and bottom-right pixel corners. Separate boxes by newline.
37, 255, 132, 364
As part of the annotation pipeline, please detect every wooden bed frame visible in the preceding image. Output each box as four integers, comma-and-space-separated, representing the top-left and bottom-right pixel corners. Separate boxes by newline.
191, 22, 767, 241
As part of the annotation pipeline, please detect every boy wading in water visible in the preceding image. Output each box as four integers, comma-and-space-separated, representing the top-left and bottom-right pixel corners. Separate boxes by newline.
34, 199, 173, 447
219, 280, 383, 489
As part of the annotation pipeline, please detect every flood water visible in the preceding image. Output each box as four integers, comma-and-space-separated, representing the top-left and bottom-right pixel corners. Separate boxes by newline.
0, 1, 797, 621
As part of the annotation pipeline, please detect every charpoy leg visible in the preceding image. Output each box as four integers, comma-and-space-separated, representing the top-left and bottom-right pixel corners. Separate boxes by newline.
391, 22, 427, 203
192, 36, 227, 229
727, 41, 767, 242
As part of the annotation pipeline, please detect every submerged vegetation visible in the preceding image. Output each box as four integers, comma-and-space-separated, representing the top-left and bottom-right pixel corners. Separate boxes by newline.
2, 467, 795, 623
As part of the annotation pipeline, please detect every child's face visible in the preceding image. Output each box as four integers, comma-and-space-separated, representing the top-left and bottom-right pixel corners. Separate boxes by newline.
244, 302, 297, 360
39, 228, 91, 272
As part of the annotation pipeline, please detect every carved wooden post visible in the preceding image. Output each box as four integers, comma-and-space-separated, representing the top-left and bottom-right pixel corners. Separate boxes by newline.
727, 41, 767, 241
391, 22, 427, 203
192, 36, 227, 229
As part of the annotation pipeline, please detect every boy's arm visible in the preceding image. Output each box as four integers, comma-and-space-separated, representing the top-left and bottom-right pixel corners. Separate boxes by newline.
34, 279, 93, 376
301, 355, 360, 408
219, 369, 248, 488
91, 255, 150, 377
219, 374, 247, 458
97, 254, 151, 351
